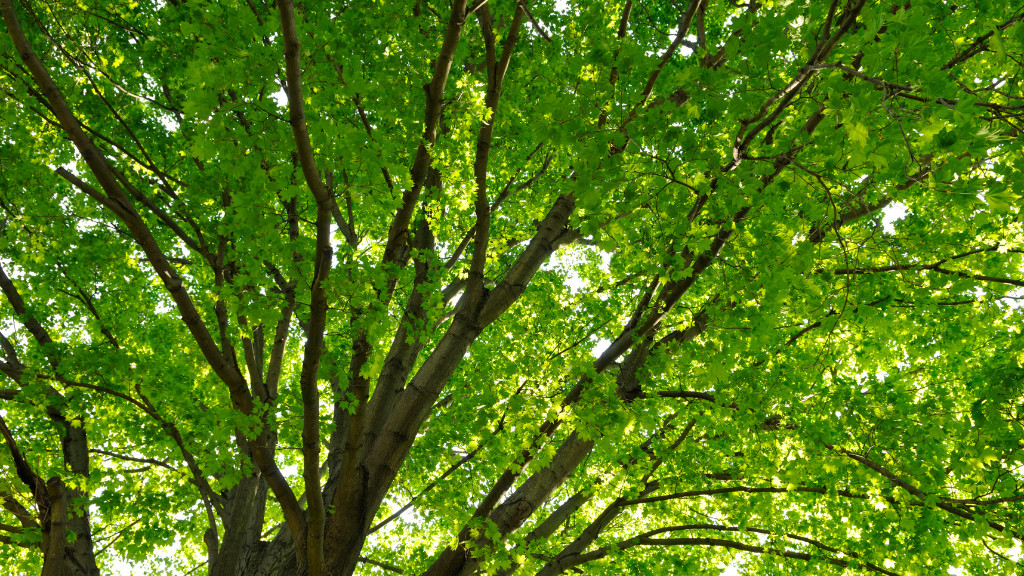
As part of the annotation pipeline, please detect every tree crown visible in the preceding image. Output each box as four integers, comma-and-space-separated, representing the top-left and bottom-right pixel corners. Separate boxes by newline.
1, 0, 1023, 575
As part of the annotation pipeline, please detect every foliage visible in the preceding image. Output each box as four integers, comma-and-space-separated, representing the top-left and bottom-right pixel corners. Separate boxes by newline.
1, 0, 1024, 575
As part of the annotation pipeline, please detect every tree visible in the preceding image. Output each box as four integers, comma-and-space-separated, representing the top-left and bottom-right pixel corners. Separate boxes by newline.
1, 0, 1023, 574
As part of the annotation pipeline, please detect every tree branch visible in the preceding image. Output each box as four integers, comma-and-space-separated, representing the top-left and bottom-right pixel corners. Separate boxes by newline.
464, 3, 526, 313
2, 2, 252, 410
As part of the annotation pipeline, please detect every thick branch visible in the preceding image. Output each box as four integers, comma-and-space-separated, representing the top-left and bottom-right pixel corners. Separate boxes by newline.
0, 7, 314, 565
297, 206, 333, 574
2, 4, 251, 411
730, 0, 867, 168
464, 4, 525, 312
382, 0, 469, 268
0, 413, 43, 494
276, 0, 335, 210
638, 0, 703, 105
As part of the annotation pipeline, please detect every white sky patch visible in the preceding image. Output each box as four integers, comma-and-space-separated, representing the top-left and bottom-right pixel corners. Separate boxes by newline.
720, 563, 742, 576
564, 271, 586, 294
880, 201, 907, 234
158, 113, 179, 132
107, 558, 136, 576
1003, 287, 1024, 310
547, 245, 612, 295
543, 246, 615, 358
271, 88, 288, 108
680, 35, 696, 58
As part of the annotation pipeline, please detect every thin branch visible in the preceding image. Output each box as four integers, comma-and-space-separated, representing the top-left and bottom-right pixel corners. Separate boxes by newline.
89, 449, 177, 473
638, 0, 703, 105
518, 0, 551, 42
358, 556, 403, 573
367, 415, 500, 534
942, 12, 1024, 70
832, 250, 1024, 288
542, 527, 900, 576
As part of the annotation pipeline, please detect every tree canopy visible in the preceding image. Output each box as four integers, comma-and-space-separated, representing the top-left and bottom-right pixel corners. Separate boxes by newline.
1, 0, 1024, 574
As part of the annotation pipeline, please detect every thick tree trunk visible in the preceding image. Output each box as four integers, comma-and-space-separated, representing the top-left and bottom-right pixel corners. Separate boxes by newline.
213, 473, 270, 576
59, 428, 100, 576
